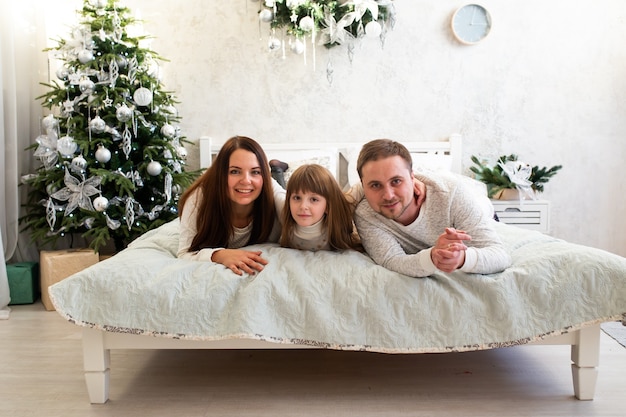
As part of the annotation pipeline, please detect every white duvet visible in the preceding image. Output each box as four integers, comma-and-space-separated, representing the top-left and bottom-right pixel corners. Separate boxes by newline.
50, 219, 626, 353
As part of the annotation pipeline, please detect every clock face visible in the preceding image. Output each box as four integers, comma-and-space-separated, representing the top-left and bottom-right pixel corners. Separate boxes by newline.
451, 4, 492, 44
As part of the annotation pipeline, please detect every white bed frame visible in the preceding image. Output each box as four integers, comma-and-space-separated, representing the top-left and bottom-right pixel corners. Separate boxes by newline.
199, 134, 464, 179
80, 134, 602, 403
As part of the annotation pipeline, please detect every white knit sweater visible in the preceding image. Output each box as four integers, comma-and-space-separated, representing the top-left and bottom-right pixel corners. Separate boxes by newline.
354, 172, 511, 277
177, 179, 285, 262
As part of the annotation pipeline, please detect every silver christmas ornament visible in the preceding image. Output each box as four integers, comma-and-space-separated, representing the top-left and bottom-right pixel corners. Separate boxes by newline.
176, 146, 188, 159
46, 183, 58, 195
268, 37, 281, 50
299, 16, 314, 31
95, 145, 112, 163
147, 61, 161, 79
160, 124, 176, 139
163, 105, 177, 115
56, 66, 69, 80
291, 39, 305, 55
147, 160, 163, 176
79, 78, 95, 94
133, 87, 153, 106
259, 9, 274, 22
42, 114, 58, 130
89, 0, 107, 8
115, 103, 133, 122
77, 49, 95, 64
89, 115, 107, 134
116, 56, 128, 69
57, 136, 78, 157
71, 155, 88, 173
365, 21, 382, 38
93, 196, 109, 212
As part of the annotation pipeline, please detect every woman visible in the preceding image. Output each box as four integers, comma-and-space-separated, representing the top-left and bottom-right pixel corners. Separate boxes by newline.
178, 136, 285, 275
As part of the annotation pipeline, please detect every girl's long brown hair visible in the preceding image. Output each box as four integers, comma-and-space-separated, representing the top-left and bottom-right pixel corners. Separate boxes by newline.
179, 136, 276, 251
280, 164, 358, 251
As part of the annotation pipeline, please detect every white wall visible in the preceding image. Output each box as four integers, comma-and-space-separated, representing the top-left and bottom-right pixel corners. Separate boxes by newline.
41, 1, 626, 256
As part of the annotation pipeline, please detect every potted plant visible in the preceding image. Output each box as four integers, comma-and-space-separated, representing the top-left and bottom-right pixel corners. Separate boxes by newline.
469, 154, 562, 200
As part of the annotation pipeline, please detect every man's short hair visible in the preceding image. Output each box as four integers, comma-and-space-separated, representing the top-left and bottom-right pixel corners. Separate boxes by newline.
357, 139, 413, 179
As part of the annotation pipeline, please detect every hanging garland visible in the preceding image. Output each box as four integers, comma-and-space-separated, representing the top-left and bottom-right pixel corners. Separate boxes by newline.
259, 0, 395, 46
257, 0, 396, 53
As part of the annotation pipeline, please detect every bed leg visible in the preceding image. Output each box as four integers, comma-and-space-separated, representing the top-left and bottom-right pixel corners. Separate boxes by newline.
82, 327, 111, 404
570, 324, 600, 400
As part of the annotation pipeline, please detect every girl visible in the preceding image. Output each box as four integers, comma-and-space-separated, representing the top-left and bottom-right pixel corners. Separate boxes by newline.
280, 164, 360, 252
178, 136, 285, 275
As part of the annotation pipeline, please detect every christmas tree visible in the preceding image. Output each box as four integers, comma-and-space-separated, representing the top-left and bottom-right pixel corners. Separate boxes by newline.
20, 0, 199, 253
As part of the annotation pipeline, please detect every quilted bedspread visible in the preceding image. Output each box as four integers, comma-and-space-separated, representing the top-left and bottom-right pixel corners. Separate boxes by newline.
50, 219, 626, 353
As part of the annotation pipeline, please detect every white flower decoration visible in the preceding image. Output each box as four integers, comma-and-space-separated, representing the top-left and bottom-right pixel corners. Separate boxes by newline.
51, 169, 102, 215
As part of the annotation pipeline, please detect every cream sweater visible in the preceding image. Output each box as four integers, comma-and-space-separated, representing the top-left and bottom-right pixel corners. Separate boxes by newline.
354, 172, 511, 277
177, 179, 285, 262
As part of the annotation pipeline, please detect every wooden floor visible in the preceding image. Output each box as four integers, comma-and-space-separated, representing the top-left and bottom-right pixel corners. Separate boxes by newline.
1, 303, 625, 417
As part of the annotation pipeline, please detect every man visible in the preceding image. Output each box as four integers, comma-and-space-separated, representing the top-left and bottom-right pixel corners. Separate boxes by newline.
354, 139, 511, 277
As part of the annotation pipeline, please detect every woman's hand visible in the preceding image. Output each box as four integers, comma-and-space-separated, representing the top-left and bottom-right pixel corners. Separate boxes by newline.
211, 249, 268, 276
431, 228, 471, 273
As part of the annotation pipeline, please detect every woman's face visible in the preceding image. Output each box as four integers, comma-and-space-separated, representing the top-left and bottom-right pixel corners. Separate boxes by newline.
289, 190, 327, 227
227, 149, 264, 208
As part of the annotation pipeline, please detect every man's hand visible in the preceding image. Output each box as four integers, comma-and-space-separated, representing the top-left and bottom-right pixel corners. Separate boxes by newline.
211, 249, 268, 276
431, 228, 471, 272
413, 178, 426, 207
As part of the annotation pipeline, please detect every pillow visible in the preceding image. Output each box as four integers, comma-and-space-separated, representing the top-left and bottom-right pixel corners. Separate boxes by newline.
282, 156, 333, 184
345, 146, 362, 188
411, 152, 453, 172
266, 147, 339, 186
345, 148, 455, 186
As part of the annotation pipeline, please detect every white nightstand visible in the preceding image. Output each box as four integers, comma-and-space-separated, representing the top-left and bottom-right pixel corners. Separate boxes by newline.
491, 199, 550, 233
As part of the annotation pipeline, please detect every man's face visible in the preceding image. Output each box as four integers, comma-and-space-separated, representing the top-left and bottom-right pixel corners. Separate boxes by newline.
361, 155, 417, 225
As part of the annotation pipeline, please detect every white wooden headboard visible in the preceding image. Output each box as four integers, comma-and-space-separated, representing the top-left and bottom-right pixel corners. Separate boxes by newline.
198, 134, 463, 188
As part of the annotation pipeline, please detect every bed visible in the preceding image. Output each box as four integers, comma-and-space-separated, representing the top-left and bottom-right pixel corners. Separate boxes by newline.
49, 134, 626, 404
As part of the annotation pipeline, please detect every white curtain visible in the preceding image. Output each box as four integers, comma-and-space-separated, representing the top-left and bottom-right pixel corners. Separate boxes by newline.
1, 1, 51, 316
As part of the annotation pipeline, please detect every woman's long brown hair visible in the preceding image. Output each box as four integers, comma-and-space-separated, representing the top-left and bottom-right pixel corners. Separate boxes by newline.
179, 136, 276, 251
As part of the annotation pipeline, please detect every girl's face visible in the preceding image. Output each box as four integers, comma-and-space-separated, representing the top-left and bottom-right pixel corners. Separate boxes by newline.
227, 149, 264, 208
289, 190, 327, 227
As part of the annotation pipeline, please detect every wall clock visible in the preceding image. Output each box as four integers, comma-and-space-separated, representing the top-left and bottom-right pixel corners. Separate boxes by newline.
451, 4, 492, 45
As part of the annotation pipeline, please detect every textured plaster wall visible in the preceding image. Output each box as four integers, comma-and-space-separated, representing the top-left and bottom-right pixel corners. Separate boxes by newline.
44, 1, 626, 256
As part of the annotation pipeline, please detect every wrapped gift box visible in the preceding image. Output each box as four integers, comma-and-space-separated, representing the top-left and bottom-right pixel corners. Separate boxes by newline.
6, 262, 40, 305
40, 249, 100, 311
